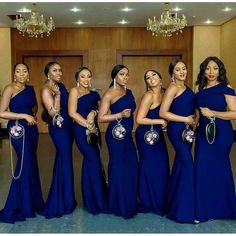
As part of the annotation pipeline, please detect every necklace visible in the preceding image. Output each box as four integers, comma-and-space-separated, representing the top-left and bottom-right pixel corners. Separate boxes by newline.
14, 83, 25, 89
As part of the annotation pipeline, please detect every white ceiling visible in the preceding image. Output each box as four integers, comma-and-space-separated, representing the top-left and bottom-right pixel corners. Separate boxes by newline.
0, 2, 236, 28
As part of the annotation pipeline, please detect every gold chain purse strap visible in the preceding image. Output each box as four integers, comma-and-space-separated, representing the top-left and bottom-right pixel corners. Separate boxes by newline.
9, 120, 25, 180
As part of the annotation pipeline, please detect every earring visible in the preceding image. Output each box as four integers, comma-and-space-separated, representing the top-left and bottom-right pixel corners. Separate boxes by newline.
113, 78, 116, 88
171, 76, 175, 82
47, 76, 50, 81
14, 78, 16, 82
77, 81, 80, 87
27, 78, 29, 82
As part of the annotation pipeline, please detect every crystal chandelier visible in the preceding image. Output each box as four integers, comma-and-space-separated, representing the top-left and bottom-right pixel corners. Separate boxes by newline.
14, 3, 55, 38
147, 3, 187, 37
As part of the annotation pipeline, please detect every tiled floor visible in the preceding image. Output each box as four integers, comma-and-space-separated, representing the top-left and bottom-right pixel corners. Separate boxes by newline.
0, 132, 236, 233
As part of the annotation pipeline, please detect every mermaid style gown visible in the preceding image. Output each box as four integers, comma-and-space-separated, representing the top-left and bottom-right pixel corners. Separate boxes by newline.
195, 83, 236, 222
135, 105, 170, 215
0, 85, 44, 224
41, 82, 76, 218
166, 86, 195, 223
106, 89, 138, 219
73, 91, 108, 214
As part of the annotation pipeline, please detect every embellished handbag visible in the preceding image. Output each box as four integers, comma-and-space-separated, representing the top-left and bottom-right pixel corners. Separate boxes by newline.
112, 118, 126, 140
52, 113, 64, 128
144, 124, 159, 145
205, 117, 216, 144
86, 129, 99, 146
182, 124, 195, 143
9, 120, 25, 180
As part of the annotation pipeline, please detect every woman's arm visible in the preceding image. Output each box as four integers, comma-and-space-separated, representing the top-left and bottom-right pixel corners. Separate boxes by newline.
41, 87, 60, 117
98, 91, 131, 123
136, 92, 167, 127
68, 87, 90, 128
0, 85, 36, 125
159, 83, 194, 124
200, 94, 236, 120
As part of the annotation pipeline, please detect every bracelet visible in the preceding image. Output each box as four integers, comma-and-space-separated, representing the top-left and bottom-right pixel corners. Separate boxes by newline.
91, 110, 98, 116
87, 122, 95, 131
50, 106, 60, 113
54, 94, 61, 98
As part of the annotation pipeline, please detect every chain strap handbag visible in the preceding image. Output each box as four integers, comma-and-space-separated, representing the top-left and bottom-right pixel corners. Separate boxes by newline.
144, 124, 159, 145
182, 123, 195, 143
9, 120, 25, 179
205, 117, 216, 144
112, 118, 126, 140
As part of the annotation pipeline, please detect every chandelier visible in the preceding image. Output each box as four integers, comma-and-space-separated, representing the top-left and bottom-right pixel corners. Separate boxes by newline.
147, 3, 187, 37
14, 3, 55, 38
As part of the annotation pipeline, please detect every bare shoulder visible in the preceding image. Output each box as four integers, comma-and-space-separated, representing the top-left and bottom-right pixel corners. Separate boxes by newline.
142, 91, 153, 101
101, 87, 114, 100
69, 86, 78, 94
166, 82, 179, 94
2, 83, 14, 95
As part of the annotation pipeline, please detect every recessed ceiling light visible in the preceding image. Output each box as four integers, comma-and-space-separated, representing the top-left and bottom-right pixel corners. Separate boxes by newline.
121, 7, 132, 12
118, 19, 128, 24
223, 7, 232, 12
70, 7, 81, 12
75, 20, 84, 25
204, 19, 213, 24
172, 7, 182, 12
16, 7, 31, 13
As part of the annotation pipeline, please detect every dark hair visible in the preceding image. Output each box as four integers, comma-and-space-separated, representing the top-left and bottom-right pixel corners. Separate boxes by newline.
109, 64, 128, 88
144, 69, 162, 91
44, 61, 60, 77
14, 62, 29, 72
195, 56, 228, 91
168, 58, 186, 77
75, 67, 92, 81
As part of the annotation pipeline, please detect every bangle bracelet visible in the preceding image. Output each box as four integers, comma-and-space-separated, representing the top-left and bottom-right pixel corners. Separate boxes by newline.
87, 123, 95, 131
51, 106, 60, 113
91, 110, 97, 116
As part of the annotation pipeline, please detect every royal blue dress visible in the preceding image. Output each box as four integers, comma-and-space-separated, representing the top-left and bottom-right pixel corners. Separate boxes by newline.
0, 85, 44, 224
41, 82, 76, 218
135, 105, 170, 215
166, 86, 195, 223
195, 83, 236, 222
73, 90, 108, 214
106, 89, 138, 219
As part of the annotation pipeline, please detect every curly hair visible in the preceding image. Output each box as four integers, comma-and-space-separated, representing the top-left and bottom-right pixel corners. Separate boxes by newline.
195, 56, 228, 91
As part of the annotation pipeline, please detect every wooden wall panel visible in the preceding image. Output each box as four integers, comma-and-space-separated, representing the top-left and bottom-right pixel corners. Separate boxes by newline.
11, 27, 193, 132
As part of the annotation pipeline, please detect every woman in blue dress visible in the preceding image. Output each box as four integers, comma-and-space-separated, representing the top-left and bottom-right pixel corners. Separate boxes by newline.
40, 61, 76, 218
135, 69, 169, 215
68, 67, 107, 214
0, 63, 44, 223
98, 64, 138, 219
159, 59, 196, 223
194, 56, 236, 222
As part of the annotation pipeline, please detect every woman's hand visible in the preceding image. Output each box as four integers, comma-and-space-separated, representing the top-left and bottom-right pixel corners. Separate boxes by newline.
186, 115, 195, 125
160, 119, 168, 129
87, 110, 96, 124
51, 83, 61, 96
200, 107, 215, 118
120, 109, 131, 118
24, 114, 37, 126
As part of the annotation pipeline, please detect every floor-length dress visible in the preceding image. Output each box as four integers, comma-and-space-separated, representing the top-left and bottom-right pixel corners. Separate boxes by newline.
41, 82, 76, 218
0, 85, 44, 224
73, 91, 108, 214
195, 83, 236, 222
135, 105, 170, 215
166, 86, 195, 223
106, 89, 138, 219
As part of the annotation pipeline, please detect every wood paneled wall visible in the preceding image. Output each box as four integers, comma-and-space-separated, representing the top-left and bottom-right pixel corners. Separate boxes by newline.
11, 27, 193, 132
